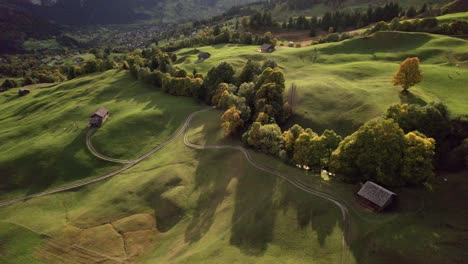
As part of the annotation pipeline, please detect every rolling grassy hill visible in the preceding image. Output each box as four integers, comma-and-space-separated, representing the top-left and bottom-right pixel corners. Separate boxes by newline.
436, 11, 468, 22
0, 101, 466, 263
176, 31, 468, 135
0, 70, 201, 199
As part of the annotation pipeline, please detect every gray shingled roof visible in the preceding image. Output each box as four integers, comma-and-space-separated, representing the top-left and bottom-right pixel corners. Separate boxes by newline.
198, 52, 211, 59
357, 181, 396, 208
91, 107, 109, 118
261, 44, 274, 51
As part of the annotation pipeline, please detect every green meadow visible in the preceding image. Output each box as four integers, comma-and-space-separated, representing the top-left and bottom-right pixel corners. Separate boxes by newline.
0, 31, 467, 264
176, 31, 468, 135
0, 70, 200, 199
0, 102, 466, 263
436, 11, 468, 22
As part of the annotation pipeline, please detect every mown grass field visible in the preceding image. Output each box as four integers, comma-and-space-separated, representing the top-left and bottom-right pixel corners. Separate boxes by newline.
176, 31, 468, 135
0, 30, 467, 264
0, 70, 200, 199
0, 104, 466, 263
436, 11, 468, 22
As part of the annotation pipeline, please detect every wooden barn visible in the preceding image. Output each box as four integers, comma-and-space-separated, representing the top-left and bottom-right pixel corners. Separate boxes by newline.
198, 52, 211, 61
260, 43, 275, 53
89, 107, 109, 127
18, 89, 30, 96
357, 181, 397, 211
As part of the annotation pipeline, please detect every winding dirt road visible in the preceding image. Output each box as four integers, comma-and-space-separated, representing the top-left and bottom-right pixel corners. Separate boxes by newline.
0, 109, 207, 208
0, 107, 350, 262
183, 109, 349, 264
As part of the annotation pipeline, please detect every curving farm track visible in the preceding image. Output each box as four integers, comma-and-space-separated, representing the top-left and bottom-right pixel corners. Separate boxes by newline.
0, 107, 351, 263
0, 109, 208, 208
183, 109, 350, 264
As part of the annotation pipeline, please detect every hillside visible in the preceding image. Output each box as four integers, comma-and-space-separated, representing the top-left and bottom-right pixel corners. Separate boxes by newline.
0, 70, 201, 199
0, 76, 466, 262
175, 31, 468, 135
12, 0, 259, 25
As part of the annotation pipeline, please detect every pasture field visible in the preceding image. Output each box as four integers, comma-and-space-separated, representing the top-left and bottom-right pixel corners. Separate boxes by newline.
0, 70, 200, 199
435, 11, 468, 22
176, 31, 468, 135
1, 106, 466, 263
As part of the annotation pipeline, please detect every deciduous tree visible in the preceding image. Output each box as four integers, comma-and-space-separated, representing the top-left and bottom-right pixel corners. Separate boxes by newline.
221, 106, 244, 137
392, 57, 422, 93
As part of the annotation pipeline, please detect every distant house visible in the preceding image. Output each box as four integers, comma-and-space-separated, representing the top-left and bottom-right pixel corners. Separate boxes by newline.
198, 52, 211, 61
89, 107, 109, 127
18, 89, 30, 96
357, 181, 397, 211
260, 43, 275, 53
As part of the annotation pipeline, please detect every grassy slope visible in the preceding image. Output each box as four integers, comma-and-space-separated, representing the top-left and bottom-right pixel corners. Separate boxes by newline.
0, 109, 353, 263
0, 70, 200, 199
436, 11, 468, 22
176, 31, 468, 135
0, 107, 466, 263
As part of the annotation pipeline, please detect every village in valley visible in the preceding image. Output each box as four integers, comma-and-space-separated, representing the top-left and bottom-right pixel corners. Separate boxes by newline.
0, 0, 467, 263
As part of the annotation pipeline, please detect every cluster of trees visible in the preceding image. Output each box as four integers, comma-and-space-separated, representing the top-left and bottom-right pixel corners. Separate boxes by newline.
0, 46, 124, 86
277, 3, 402, 33
371, 18, 468, 35
162, 28, 278, 52
250, 11, 274, 28
330, 118, 435, 187
0, 79, 19, 90
385, 102, 467, 171
123, 48, 464, 188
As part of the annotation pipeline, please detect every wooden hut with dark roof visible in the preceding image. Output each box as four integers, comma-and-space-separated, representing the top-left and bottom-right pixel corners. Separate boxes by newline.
260, 43, 275, 53
198, 52, 211, 61
357, 181, 397, 211
89, 107, 109, 127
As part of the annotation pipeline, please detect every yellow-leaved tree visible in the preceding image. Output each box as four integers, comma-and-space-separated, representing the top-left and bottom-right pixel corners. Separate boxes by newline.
392, 57, 423, 93
221, 106, 243, 137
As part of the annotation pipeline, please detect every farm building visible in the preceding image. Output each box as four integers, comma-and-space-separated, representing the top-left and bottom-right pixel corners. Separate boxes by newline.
357, 181, 397, 211
89, 107, 109, 127
260, 44, 275, 53
18, 89, 30, 96
198, 52, 211, 61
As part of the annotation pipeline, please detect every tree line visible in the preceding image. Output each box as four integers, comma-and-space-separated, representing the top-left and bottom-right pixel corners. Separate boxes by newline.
122, 50, 466, 188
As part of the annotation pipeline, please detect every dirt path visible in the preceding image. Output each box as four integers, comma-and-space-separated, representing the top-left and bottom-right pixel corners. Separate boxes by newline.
86, 128, 134, 164
0, 107, 351, 263
183, 109, 349, 264
0, 108, 209, 208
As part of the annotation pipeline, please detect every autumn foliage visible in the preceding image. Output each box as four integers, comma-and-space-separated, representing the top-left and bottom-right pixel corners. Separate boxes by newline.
392, 57, 423, 92
221, 106, 244, 136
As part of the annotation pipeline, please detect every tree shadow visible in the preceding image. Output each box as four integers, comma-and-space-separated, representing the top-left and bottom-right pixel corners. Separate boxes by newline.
399, 91, 427, 106
0, 127, 114, 197
184, 150, 235, 242
183, 118, 240, 243
276, 179, 339, 247
229, 165, 276, 256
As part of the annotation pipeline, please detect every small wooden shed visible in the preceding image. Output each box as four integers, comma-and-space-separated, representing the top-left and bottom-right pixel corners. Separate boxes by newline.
89, 107, 109, 127
260, 44, 275, 53
18, 89, 30, 96
198, 52, 211, 61
357, 181, 397, 211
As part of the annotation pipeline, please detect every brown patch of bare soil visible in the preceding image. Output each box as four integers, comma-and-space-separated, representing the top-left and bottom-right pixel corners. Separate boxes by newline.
112, 213, 156, 233
77, 224, 126, 259
37, 213, 160, 263
123, 230, 158, 260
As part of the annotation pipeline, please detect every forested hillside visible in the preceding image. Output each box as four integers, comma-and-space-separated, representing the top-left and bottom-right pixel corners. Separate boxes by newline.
16, 0, 260, 25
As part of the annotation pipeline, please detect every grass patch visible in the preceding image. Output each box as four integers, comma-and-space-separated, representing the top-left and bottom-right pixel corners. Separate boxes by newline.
0, 69, 200, 198
176, 31, 468, 135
